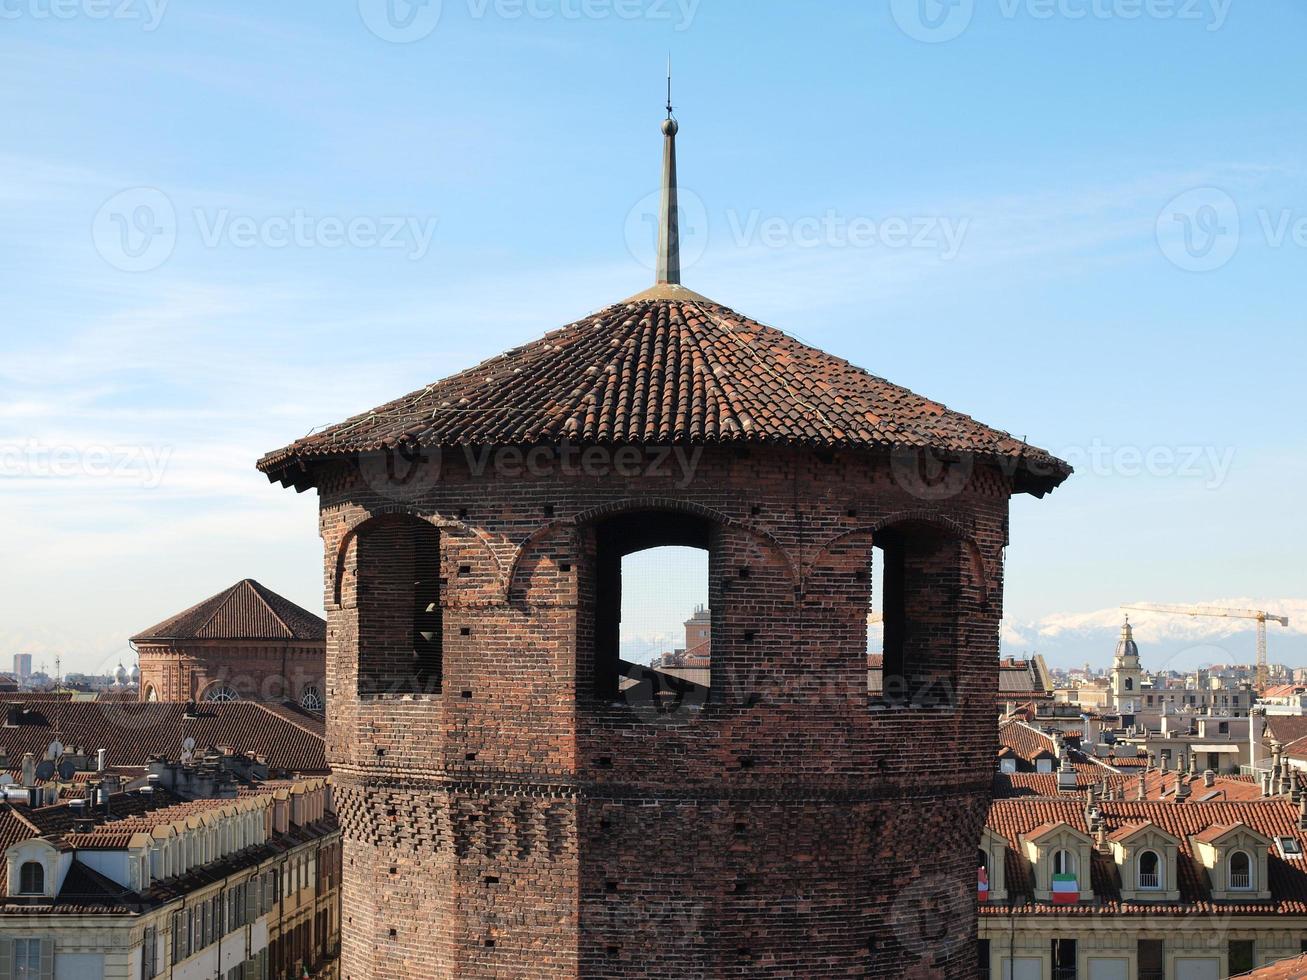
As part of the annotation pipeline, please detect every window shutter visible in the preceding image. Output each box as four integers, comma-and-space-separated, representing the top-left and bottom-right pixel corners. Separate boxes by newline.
0, 938, 13, 980
244, 878, 257, 922
39, 939, 53, 980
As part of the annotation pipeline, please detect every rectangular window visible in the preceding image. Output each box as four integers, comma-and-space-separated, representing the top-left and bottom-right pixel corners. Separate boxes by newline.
142, 925, 158, 979
1138, 939, 1164, 980
1052, 938, 1077, 980
13, 938, 42, 980
978, 939, 991, 980
1228, 940, 1255, 974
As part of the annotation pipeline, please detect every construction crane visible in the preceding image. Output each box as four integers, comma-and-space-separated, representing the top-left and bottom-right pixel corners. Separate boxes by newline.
1121, 603, 1289, 692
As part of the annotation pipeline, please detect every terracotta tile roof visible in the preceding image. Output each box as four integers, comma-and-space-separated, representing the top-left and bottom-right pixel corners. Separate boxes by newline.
257, 293, 1071, 497
0, 701, 326, 775
999, 721, 1059, 762
984, 797, 1307, 915
1265, 717, 1307, 745
131, 579, 325, 643
1233, 953, 1307, 978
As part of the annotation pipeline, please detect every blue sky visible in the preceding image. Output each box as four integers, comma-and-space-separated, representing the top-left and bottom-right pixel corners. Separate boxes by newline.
1, 0, 1304, 674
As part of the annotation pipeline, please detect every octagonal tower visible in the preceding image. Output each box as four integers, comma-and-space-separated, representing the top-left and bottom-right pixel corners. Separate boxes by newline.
259, 110, 1069, 979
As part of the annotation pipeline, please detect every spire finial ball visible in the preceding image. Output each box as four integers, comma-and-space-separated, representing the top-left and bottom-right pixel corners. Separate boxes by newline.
662, 117, 679, 137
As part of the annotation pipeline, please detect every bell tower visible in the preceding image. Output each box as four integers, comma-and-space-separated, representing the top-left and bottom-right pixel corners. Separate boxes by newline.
260, 105, 1070, 979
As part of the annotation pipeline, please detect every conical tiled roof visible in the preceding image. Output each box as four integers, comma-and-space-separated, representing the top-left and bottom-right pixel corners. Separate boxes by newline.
258, 284, 1070, 496
131, 580, 326, 642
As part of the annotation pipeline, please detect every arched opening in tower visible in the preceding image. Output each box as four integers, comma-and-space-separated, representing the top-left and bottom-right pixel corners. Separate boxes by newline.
587, 510, 717, 708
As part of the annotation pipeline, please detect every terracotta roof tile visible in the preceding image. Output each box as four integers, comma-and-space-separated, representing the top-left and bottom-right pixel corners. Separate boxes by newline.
984, 798, 1307, 915
1233, 953, 1307, 978
258, 294, 1070, 497
0, 702, 325, 775
131, 580, 324, 643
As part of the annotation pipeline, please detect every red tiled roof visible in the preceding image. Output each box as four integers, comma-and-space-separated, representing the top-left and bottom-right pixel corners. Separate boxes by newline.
1233, 953, 1307, 978
1266, 717, 1307, 745
0, 702, 326, 775
131, 580, 325, 643
257, 293, 1070, 497
985, 797, 1307, 915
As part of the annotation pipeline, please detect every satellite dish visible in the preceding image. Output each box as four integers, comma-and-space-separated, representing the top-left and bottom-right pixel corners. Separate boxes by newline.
35, 761, 55, 781
57, 760, 76, 781
182, 737, 197, 752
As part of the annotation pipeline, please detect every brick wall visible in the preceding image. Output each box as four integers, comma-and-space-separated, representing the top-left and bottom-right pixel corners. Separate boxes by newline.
318, 444, 1009, 979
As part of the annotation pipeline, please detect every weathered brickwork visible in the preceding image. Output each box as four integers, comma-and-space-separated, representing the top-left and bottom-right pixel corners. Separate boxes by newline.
309, 443, 1014, 979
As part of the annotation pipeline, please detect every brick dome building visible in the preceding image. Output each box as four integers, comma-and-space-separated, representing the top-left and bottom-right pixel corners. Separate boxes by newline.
259, 111, 1070, 978
132, 579, 326, 710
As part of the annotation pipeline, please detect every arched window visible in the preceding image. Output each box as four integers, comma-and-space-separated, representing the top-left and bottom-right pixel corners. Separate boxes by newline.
587, 510, 716, 706
1125, 677, 1134, 691
300, 686, 324, 712
355, 516, 442, 696
19, 860, 44, 894
1053, 849, 1076, 879
205, 685, 239, 703
1229, 850, 1253, 890
868, 523, 963, 708
1138, 849, 1162, 889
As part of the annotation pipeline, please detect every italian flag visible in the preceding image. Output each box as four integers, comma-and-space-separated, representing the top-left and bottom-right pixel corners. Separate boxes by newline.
977, 867, 990, 903
1052, 873, 1079, 905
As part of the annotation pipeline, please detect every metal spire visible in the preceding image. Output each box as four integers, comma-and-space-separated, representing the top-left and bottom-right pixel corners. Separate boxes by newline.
656, 57, 680, 285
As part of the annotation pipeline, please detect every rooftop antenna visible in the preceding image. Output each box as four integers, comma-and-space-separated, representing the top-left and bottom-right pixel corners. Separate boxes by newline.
656, 55, 681, 286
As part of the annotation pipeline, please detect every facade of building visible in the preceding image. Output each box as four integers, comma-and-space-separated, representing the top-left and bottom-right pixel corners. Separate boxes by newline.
132, 580, 326, 710
257, 112, 1071, 978
11, 657, 31, 684
979, 791, 1307, 979
0, 771, 339, 980
1109, 620, 1254, 723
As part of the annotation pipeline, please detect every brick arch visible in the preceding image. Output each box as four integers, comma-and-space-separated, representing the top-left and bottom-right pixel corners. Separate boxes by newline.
808, 511, 992, 604
558, 497, 798, 588
331, 507, 507, 608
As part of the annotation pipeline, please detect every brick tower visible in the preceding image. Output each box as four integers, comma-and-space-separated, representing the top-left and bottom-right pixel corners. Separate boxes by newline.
259, 107, 1069, 979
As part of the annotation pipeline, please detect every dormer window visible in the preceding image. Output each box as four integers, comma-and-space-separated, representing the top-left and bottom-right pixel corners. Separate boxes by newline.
18, 861, 43, 895
1137, 850, 1162, 890
1228, 850, 1253, 890
1277, 837, 1303, 860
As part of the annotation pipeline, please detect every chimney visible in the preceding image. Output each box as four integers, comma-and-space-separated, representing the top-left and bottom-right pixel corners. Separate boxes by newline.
1137, 773, 1146, 801
1299, 795, 1307, 832
1057, 751, 1078, 793
21, 752, 35, 788
96, 748, 107, 772
1262, 769, 1274, 798
1159, 754, 1169, 775
1174, 775, 1191, 803
1203, 769, 1216, 788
